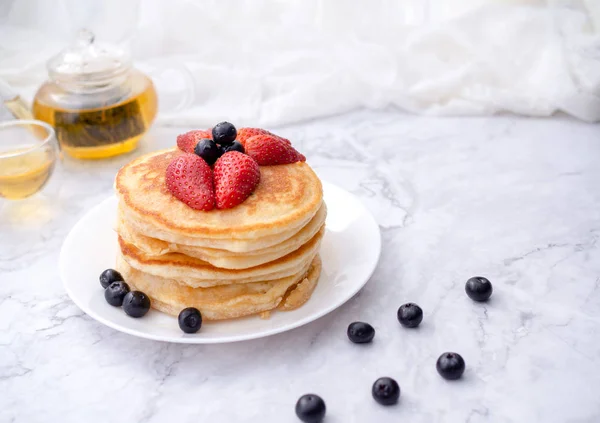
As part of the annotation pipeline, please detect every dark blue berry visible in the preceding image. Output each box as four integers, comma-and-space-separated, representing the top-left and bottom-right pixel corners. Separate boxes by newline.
194, 138, 222, 165
104, 281, 130, 306
397, 303, 423, 328
212, 122, 237, 146
372, 377, 400, 405
122, 291, 151, 318
295, 394, 326, 423
99, 268, 123, 289
436, 352, 465, 380
223, 140, 245, 154
465, 277, 493, 302
178, 307, 202, 333
347, 321, 375, 344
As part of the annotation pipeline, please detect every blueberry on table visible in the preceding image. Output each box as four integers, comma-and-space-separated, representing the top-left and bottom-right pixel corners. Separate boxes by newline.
397, 303, 423, 328
347, 321, 375, 344
295, 394, 326, 423
212, 122, 237, 146
104, 281, 130, 306
99, 268, 123, 289
465, 276, 493, 302
194, 138, 222, 165
372, 377, 400, 406
178, 307, 203, 333
122, 291, 151, 318
436, 352, 465, 380
223, 141, 245, 154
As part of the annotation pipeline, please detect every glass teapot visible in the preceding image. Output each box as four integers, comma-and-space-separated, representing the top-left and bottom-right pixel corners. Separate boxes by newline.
32, 29, 157, 160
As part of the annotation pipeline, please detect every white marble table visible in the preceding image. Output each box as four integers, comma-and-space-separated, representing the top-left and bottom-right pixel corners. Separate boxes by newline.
2, 111, 600, 423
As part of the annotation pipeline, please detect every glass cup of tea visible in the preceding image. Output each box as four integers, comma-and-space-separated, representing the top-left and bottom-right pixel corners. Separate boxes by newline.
0, 120, 59, 200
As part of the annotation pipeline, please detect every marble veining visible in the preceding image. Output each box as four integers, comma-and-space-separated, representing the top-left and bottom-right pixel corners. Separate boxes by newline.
1, 111, 600, 422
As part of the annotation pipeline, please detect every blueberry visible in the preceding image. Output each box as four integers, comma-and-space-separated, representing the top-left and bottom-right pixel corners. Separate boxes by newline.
194, 138, 222, 165
372, 377, 400, 406
465, 276, 493, 302
223, 140, 245, 154
397, 303, 423, 328
436, 352, 465, 380
347, 321, 375, 344
122, 291, 151, 318
212, 122, 237, 146
99, 268, 123, 289
295, 394, 326, 423
178, 307, 202, 333
104, 281, 130, 306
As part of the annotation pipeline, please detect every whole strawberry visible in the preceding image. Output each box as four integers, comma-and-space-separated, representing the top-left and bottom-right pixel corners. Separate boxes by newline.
176, 129, 212, 153
165, 153, 215, 211
245, 134, 305, 166
237, 128, 291, 146
214, 151, 260, 209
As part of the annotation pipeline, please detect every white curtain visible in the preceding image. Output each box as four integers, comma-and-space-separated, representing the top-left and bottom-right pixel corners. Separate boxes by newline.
1, 0, 599, 126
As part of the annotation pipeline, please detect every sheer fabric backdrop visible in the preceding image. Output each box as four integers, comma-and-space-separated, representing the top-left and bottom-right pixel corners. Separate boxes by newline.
1, 0, 599, 125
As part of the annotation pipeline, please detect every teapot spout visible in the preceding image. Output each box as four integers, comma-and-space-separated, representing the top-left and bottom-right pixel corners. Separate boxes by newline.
0, 78, 33, 120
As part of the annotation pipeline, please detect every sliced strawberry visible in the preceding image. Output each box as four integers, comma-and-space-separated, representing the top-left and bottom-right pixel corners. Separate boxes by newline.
165, 153, 215, 211
237, 128, 270, 146
237, 127, 291, 146
176, 129, 212, 153
245, 134, 306, 166
213, 151, 260, 209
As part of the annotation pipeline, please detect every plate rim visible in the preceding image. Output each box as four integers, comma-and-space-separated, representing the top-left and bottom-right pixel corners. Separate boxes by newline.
60, 181, 381, 344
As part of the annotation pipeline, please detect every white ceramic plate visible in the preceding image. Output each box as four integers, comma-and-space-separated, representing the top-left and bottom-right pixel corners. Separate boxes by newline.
60, 182, 381, 343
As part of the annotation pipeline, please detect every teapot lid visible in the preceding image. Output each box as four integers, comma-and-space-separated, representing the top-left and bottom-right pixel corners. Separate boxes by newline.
47, 29, 131, 89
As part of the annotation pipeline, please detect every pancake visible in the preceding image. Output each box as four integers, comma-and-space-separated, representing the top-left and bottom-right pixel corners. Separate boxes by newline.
118, 227, 324, 287
116, 148, 323, 252
277, 261, 321, 311
117, 203, 327, 269
117, 253, 322, 320
119, 202, 316, 253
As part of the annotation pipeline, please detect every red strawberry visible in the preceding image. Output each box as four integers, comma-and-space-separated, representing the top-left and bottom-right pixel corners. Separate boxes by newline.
213, 151, 260, 209
176, 129, 212, 153
237, 127, 291, 146
165, 153, 215, 211
245, 134, 306, 166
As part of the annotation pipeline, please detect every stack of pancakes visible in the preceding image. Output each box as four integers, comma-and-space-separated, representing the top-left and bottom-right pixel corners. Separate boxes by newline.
114, 149, 325, 320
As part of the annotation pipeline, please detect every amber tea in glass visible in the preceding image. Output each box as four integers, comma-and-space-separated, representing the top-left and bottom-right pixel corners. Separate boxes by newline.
32, 30, 157, 160
0, 120, 58, 199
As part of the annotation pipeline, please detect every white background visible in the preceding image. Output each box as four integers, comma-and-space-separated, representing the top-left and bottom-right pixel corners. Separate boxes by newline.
1, 0, 600, 125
